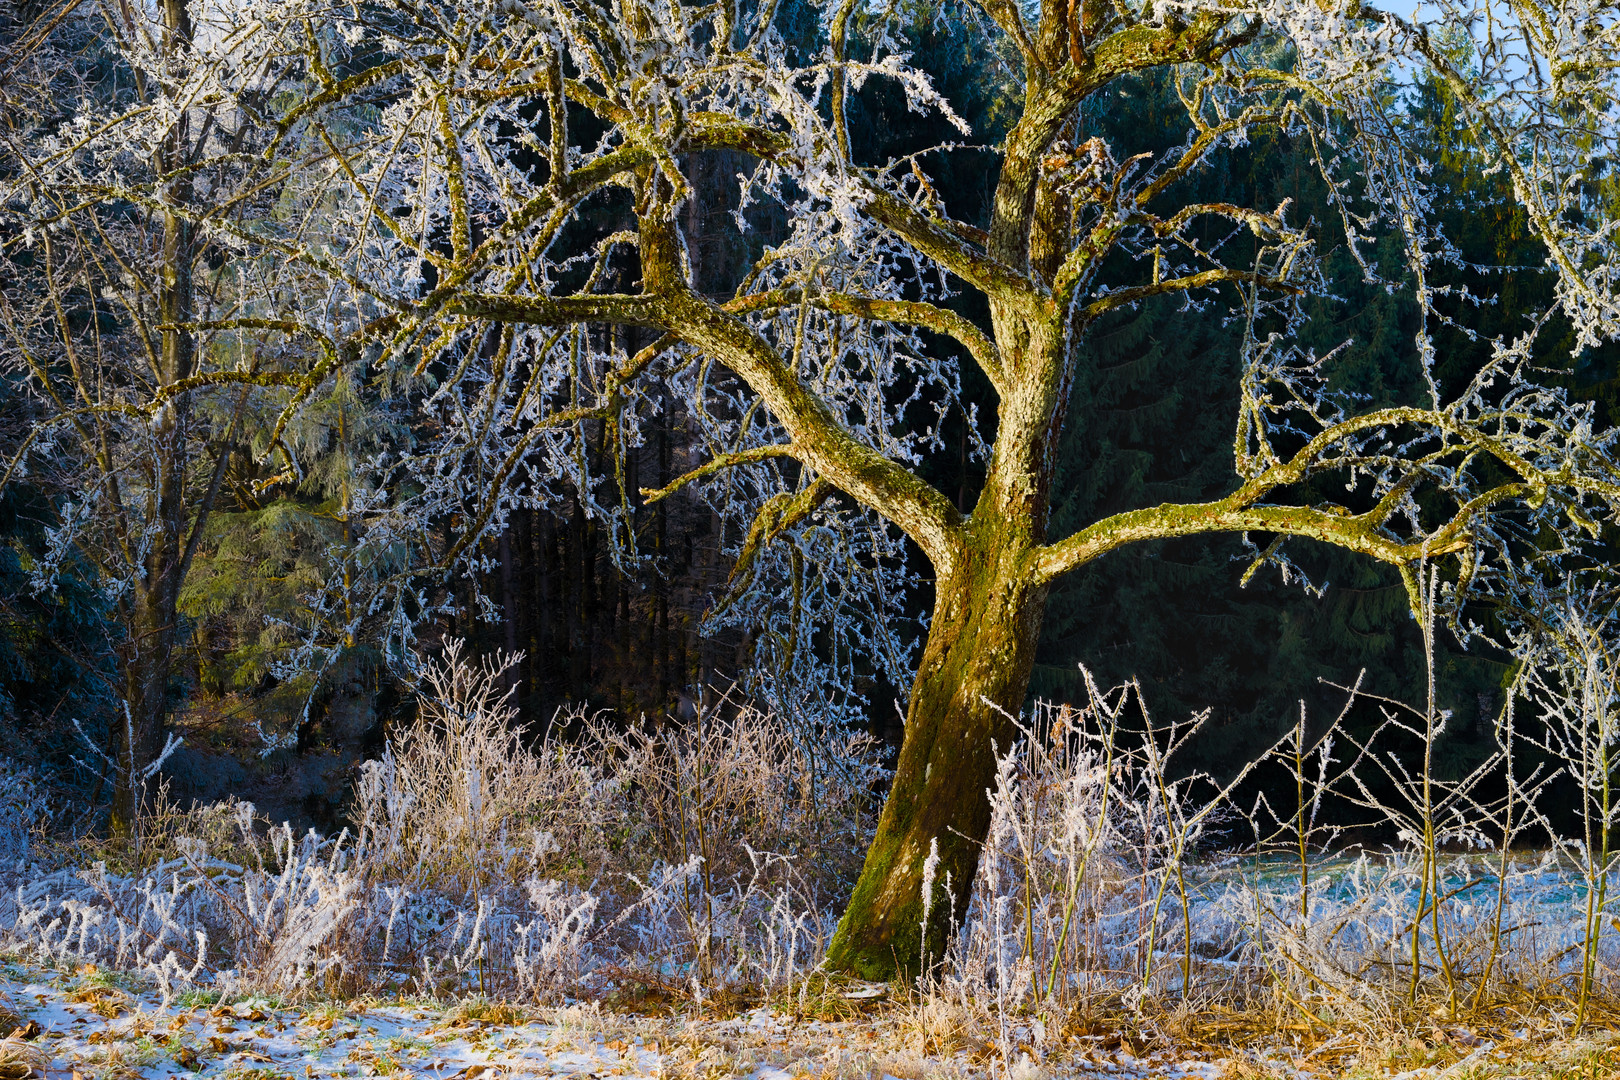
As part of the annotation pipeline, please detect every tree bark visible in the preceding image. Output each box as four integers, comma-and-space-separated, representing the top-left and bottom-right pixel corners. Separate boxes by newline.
110, 0, 195, 836
825, 525, 1046, 978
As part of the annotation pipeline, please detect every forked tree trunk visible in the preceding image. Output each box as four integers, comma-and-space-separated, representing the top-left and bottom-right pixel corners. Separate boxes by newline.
825, 526, 1047, 979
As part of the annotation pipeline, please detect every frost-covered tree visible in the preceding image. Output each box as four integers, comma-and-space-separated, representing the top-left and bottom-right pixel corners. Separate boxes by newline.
0, 0, 281, 831
8, 0, 1620, 974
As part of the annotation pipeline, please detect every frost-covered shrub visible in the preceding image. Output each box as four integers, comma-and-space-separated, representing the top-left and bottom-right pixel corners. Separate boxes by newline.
0, 760, 44, 864
929, 667, 1620, 1048
349, 642, 558, 893
346, 643, 881, 985
0, 642, 882, 1000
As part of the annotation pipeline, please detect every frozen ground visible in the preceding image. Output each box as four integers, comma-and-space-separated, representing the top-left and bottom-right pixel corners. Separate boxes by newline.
0, 960, 1248, 1080
0, 960, 1617, 1080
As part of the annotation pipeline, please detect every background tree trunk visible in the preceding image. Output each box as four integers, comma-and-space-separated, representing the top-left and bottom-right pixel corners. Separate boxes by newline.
109, 0, 195, 837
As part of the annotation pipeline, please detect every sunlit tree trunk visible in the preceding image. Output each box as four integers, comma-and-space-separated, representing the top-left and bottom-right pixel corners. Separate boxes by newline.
826, 535, 1047, 976
827, 300, 1067, 976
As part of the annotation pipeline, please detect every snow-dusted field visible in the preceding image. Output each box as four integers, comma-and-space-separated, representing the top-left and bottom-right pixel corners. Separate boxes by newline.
0, 960, 1250, 1080
3, 957, 1620, 1079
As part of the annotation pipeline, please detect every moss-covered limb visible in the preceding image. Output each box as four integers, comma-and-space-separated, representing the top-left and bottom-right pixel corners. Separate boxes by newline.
1225, 403, 1620, 509
430, 93, 469, 265
986, 13, 1229, 275
976, 0, 1037, 63
694, 288, 1003, 389
636, 216, 968, 572
561, 78, 632, 126
853, 12, 1235, 299
825, 533, 1046, 979
445, 292, 662, 327
987, 78, 1080, 275
639, 444, 798, 504
268, 58, 409, 155
146, 369, 309, 410
1133, 105, 1284, 210
1072, 267, 1301, 321
812, 294, 1007, 394
859, 188, 1039, 301
713, 477, 836, 616
1031, 495, 1484, 585
828, 0, 858, 162
467, 145, 653, 265
1075, 13, 1231, 87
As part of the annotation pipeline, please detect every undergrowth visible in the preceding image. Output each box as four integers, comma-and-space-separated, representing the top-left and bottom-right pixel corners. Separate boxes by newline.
4, 602, 1620, 1075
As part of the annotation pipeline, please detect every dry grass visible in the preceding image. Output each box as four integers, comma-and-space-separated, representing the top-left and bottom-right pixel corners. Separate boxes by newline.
0, 1037, 46, 1080
442, 997, 530, 1028
11, 638, 1620, 1076
64, 970, 132, 1020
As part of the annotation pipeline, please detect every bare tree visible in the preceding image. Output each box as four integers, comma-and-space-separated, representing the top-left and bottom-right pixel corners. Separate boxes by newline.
8, 0, 1620, 975
0, 0, 340, 832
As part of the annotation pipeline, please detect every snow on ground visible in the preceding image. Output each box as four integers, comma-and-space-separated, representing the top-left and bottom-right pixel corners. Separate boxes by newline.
6, 959, 1612, 1080
0, 960, 1237, 1080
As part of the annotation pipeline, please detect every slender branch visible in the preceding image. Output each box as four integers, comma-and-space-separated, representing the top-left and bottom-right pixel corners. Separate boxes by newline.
814, 293, 1006, 392
1081, 268, 1302, 320
444, 292, 663, 327
640, 444, 797, 504
860, 187, 1039, 302
714, 477, 835, 615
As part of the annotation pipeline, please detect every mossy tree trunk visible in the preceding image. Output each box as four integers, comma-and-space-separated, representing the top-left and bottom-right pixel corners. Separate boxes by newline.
825, 528, 1047, 977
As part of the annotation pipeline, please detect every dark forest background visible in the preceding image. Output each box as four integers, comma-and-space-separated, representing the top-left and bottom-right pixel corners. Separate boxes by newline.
3, 8, 1616, 835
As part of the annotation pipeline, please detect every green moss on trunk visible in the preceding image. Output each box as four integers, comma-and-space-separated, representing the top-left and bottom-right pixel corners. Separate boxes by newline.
825, 531, 1046, 979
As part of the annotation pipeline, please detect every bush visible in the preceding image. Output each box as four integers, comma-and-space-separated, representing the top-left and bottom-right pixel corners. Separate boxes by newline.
0, 642, 883, 1002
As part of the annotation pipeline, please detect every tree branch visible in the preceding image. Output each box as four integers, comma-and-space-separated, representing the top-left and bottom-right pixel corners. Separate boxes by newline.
444, 292, 662, 327
1031, 495, 1476, 584
640, 217, 966, 570
1034, 401, 1620, 583
1080, 268, 1303, 320
714, 476, 836, 615
640, 444, 797, 504
815, 292, 1007, 393
860, 187, 1039, 302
